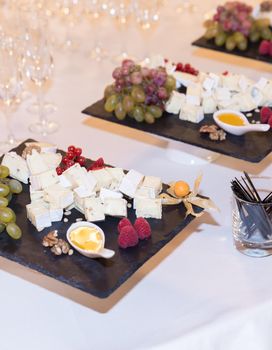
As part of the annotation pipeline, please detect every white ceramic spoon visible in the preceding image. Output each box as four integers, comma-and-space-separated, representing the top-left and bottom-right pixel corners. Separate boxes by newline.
213, 110, 270, 136
66, 221, 115, 259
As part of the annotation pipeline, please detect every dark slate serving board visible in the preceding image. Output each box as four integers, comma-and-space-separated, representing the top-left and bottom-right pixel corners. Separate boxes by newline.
0, 140, 203, 299
82, 100, 272, 163
192, 36, 272, 64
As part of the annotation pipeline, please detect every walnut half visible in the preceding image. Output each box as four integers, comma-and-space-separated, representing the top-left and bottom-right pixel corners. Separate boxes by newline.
42, 230, 59, 247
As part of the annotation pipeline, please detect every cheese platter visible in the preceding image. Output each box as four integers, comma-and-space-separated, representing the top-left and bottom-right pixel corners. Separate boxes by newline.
0, 140, 211, 299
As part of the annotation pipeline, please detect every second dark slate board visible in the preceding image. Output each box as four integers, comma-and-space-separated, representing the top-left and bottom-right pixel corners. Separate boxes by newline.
192, 36, 272, 64
0, 140, 203, 299
82, 100, 272, 163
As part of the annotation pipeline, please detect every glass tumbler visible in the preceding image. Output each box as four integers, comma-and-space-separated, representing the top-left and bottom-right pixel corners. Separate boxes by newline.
232, 194, 272, 257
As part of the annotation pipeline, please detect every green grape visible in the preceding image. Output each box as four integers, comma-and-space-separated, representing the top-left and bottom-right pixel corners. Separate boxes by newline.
144, 112, 155, 124
131, 87, 146, 103
6, 192, 12, 204
261, 27, 272, 40
122, 95, 134, 112
132, 106, 145, 122
0, 197, 8, 207
0, 183, 10, 197
0, 165, 9, 179
104, 94, 119, 113
6, 223, 22, 240
255, 18, 270, 30
233, 32, 246, 44
237, 39, 248, 51
147, 105, 163, 119
0, 223, 5, 234
225, 36, 236, 51
0, 207, 16, 224
104, 84, 115, 98
0, 178, 10, 185
165, 76, 176, 91
204, 28, 217, 40
8, 179, 23, 194
215, 32, 227, 46
114, 102, 127, 120
249, 30, 261, 43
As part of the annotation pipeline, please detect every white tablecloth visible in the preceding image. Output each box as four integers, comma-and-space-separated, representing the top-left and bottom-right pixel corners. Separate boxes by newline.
0, 2, 272, 349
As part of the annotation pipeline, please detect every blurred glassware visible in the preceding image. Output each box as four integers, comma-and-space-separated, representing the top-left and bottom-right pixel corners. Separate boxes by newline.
176, 0, 198, 14
23, 28, 59, 136
0, 39, 23, 152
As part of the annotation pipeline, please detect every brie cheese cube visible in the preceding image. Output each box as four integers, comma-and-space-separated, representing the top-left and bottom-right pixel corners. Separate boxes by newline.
202, 96, 217, 114
103, 198, 127, 217
165, 91, 185, 114
254, 77, 268, 91
208, 73, 221, 88
239, 75, 253, 93
238, 93, 257, 112
134, 187, 156, 200
134, 198, 162, 219
186, 84, 202, 106
63, 164, 97, 191
186, 95, 201, 106
49, 205, 63, 222
221, 74, 240, 91
119, 169, 144, 198
1, 152, 29, 184
74, 193, 85, 214
29, 186, 44, 202
99, 188, 123, 202
141, 176, 162, 196
25, 142, 57, 153
179, 104, 204, 123
44, 184, 74, 209
91, 169, 113, 191
26, 203, 51, 231
202, 77, 216, 92
106, 167, 125, 190
30, 169, 59, 190
84, 198, 105, 222
26, 150, 49, 175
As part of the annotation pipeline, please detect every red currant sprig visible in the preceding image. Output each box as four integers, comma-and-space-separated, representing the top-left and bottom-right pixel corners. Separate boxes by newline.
56, 145, 86, 175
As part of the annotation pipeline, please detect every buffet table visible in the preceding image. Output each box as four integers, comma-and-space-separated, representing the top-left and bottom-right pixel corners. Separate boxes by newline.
0, 1, 271, 349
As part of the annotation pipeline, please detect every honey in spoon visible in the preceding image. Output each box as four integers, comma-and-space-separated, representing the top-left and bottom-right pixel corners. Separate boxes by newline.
218, 113, 245, 126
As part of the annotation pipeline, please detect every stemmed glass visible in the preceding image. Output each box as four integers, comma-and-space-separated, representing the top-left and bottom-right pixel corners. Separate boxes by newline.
0, 40, 23, 152
23, 29, 59, 135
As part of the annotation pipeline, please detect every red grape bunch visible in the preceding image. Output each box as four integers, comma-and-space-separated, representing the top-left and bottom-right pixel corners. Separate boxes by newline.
104, 59, 176, 124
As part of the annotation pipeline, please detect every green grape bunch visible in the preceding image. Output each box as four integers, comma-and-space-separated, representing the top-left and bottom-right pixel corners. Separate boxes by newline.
0, 165, 22, 240
104, 59, 176, 124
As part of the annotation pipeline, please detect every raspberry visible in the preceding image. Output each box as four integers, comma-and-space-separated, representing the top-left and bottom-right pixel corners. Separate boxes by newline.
118, 226, 139, 249
270, 41, 272, 57
268, 115, 272, 128
88, 157, 105, 171
259, 40, 270, 56
222, 71, 229, 76
134, 217, 152, 240
176, 63, 183, 71
118, 218, 132, 233
260, 106, 272, 123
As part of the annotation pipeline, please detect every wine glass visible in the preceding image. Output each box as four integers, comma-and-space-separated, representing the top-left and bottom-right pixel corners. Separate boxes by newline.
23, 29, 59, 136
0, 40, 23, 152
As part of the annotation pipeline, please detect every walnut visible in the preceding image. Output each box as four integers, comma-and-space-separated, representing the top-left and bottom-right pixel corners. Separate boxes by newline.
42, 230, 59, 247
260, 1, 272, 12
22, 145, 41, 159
50, 239, 72, 256
199, 124, 226, 142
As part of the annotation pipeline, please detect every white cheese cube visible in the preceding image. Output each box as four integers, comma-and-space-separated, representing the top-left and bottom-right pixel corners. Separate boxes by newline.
40, 153, 62, 170
103, 198, 127, 217
239, 75, 253, 93
254, 77, 268, 91
30, 169, 59, 190
165, 61, 176, 75
202, 96, 217, 114
134, 187, 156, 200
165, 91, 185, 114
26, 150, 49, 175
63, 164, 97, 191
29, 186, 44, 202
99, 188, 123, 203
74, 185, 95, 199
179, 104, 204, 123
84, 197, 105, 222
148, 54, 165, 69
141, 176, 162, 196
49, 205, 63, 222
1, 152, 29, 184
119, 169, 144, 198
221, 74, 240, 91
203, 77, 216, 92
58, 174, 72, 188
134, 198, 162, 219
186, 83, 202, 106
215, 87, 231, 101
237, 93, 257, 112
44, 184, 74, 209
91, 169, 113, 191
106, 167, 125, 190
186, 95, 201, 106
208, 73, 221, 88
26, 203, 51, 231
172, 71, 197, 88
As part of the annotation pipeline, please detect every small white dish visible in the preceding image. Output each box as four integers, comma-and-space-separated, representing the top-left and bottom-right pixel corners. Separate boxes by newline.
213, 109, 270, 136
66, 221, 115, 259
